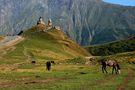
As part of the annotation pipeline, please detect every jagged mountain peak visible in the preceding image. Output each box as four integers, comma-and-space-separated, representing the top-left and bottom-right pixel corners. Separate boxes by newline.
0, 0, 135, 45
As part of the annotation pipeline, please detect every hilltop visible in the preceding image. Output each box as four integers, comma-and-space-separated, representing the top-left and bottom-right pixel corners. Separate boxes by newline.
0, 25, 90, 64
85, 35, 135, 56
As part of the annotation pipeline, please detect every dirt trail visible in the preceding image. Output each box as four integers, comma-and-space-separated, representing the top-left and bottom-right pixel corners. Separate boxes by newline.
0, 36, 24, 50
117, 71, 134, 90
0, 62, 26, 72
80, 74, 115, 90
0, 79, 13, 87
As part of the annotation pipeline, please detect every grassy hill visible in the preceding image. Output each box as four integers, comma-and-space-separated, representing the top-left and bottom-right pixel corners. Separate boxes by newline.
0, 25, 90, 64
1, 25, 135, 90
85, 35, 135, 56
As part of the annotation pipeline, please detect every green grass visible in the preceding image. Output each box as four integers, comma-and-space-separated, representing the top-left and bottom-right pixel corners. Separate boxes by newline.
0, 48, 135, 90
85, 35, 135, 56
61, 57, 86, 64
0, 25, 90, 64
0, 62, 135, 90
1, 25, 135, 90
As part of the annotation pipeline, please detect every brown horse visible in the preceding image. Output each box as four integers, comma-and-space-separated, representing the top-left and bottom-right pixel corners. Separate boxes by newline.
100, 59, 121, 74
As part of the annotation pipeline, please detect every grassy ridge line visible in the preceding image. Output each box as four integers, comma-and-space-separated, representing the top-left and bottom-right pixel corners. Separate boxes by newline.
0, 25, 90, 64
24, 25, 90, 57
85, 35, 135, 56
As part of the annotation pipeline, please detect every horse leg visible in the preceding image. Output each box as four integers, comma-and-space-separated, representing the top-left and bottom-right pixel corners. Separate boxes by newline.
48, 65, 51, 71
116, 64, 121, 74
112, 65, 115, 74
112, 65, 117, 74
104, 66, 108, 74
114, 66, 118, 74
46, 65, 48, 70
102, 66, 104, 73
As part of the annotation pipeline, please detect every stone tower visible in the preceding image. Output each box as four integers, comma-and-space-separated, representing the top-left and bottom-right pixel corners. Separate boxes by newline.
48, 18, 52, 27
37, 17, 46, 31
37, 17, 45, 25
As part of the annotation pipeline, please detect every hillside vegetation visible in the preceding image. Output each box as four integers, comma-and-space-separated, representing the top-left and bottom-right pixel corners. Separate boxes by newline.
0, 25, 90, 64
85, 35, 135, 56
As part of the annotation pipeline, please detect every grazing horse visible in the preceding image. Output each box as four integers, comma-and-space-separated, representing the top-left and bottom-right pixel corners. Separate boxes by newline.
46, 61, 55, 71
100, 59, 121, 74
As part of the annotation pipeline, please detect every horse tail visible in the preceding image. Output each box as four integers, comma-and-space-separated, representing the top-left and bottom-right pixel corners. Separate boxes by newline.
116, 64, 121, 74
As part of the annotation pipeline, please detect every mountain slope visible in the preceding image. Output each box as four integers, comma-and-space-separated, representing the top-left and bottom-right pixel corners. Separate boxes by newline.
0, 0, 135, 45
0, 36, 4, 41
0, 25, 90, 63
85, 35, 135, 56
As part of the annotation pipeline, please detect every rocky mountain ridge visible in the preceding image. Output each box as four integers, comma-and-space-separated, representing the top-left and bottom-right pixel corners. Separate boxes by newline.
0, 0, 135, 45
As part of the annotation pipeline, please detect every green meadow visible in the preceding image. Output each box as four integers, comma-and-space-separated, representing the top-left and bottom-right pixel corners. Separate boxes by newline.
0, 59, 135, 90
0, 26, 135, 90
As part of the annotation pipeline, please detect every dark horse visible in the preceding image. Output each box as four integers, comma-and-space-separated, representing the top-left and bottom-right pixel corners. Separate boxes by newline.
100, 59, 121, 74
46, 61, 55, 71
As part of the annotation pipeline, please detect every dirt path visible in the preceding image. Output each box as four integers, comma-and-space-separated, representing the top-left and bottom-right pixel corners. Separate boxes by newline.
80, 74, 115, 90
116, 71, 134, 90
0, 62, 26, 72
0, 36, 24, 50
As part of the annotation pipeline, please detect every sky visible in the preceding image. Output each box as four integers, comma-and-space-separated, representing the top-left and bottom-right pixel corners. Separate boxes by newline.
103, 0, 135, 6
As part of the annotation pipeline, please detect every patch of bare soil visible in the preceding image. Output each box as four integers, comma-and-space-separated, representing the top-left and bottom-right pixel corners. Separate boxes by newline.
0, 79, 14, 87
0, 62, 25, 72
0, 64, 18, 71
80, 74, 115, 90
0, 36, 24, 50
117, 71, 134, 90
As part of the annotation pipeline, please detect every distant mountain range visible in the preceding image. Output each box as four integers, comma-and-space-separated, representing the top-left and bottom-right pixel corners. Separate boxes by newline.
0, 0, 135, 45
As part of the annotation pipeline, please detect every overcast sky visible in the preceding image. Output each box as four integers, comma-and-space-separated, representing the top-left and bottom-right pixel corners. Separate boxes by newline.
103, 0, 135, 6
